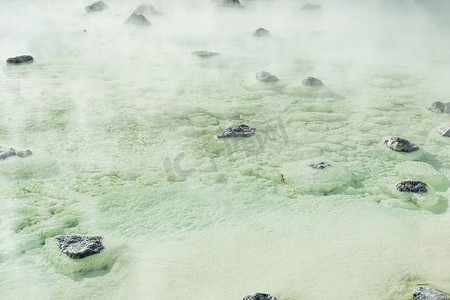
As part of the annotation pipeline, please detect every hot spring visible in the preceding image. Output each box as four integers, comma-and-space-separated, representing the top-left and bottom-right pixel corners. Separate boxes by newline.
1, 0, 450, 299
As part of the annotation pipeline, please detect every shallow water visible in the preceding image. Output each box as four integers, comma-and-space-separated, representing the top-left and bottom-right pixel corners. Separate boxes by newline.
1, 0, 450, 299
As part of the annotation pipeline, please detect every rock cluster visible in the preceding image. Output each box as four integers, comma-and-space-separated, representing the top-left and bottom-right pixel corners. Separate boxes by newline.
413, 286, 450, 300
243, 292, 277, 300
256, 71, 279, 82
0, 146, 32, 160
85, 1, 107, 12
395, 180, 427, 194
308, 161, 331, 169
6, 55, 34, 64
253, 28, 270, 37
217, 124, 256, 138
55, 235, 104, 259
384, 137, 419, 152
302, 76, 323, 86
191, 51, 220, 57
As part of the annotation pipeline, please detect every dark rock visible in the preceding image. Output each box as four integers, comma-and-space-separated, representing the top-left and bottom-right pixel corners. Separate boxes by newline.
396, 180, 427, 194
124, 13, 151, 26
437, 124, 450, 137
85, 1, 107, 12
308, 161, 331, 169
413, 286, 450, 300
6, 55, 34, 64
384, 137, 419, 152
253, 28, 270, 37
134, 4, 161, 16
191, 51, 219, 57
56, 235, 104, 259
426, 101, 450, 114
301, 4, 322, 10
256, 71, 279, 82
223, 0, 241, 6
302, 76, 323, 87
0, 146, 32, 160
217, 124, 256, 138
243, 292, 277, 300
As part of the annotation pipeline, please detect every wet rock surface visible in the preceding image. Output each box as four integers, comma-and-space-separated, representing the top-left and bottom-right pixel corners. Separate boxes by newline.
384, 137, 419, 152
253, 28, 270, 37
6, 55, 33, 64
256, 71, 279, 82
243, 292, 277, 300
134, 3, 160, 16
426, 101, 450, 114
56, 235, 104, 259
217, 124, 256, 138
302, 76, 323, 86
301, 4, 322, 10
396, 180, 427, 194
413, 286, 450, 300
85, 1, 107, 12
191, 51, 219, 57
308, 161, 331, 169
0, 146, 32, 160
124, 13, 151, 26
437, 124, 450, 137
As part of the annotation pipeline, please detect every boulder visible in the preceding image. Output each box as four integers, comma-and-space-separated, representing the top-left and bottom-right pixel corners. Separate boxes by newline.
6, 55, 33, 64
302, 76, 323, 87
437, 124, 450, 137
217, 124, 256, 138
426, 101, 450, 114
395, 180, 427, 194
308, 161, 331, 169
124, 13, 151, 26
134, 4, 161, 16
56, 235, 104, 259
301, 4, 322, 10
0, 146, 32, 160
191, 51, 220, 58
243, 293, 277, 300
413, 286, 450, 300
384, 137, 419, 152
253, 28, 270, 37
256, 71, 279, 82
85, 1, 107, 12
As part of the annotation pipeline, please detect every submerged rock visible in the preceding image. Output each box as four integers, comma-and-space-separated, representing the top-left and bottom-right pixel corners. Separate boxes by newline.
413, 286, 450, 300
256, 71, 279, 82
253, 28, 270, 37
301, 4, 322, 10
191, 51, 219, 57
426, 101, 450, 114
243, 293, 277, 300
85, 1, 107, 12
0, 146, 32, 160
6, 55, 33, 64
223, 0, 241, 6
308, 161, 331, 169
384, 137, 419, 152
396, 180, 427, 194
437, 124, 450, 137
56, 235, 104, 259
124, 13, 151, 26
134, 3, 161, 16
302, 76, 323, 87
217, 124, 256, 138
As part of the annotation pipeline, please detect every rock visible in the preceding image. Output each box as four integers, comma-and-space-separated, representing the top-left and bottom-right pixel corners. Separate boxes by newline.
384, 137, 419, 152
301, 4, 322, 10
191, 51, 219, 58
124, 13, 151, 26
223, 0, 241, 6
308, 161, 331, 169
302, 76, 324, 87
134, 4, 161, 16
253, 28, 270, 37
437, 124, 450, 137
6, 55, 33, 64
217, 124, 256, 138
243, 292, 277, 300
256, 71, 279, 82
0, 146, 32, 160
85, 1, 107, 12
426, 101, 450, 114
395, 161, 450, 192
55, 235, 104, 259
395, 180, 427, 194
413, 286, 450, 300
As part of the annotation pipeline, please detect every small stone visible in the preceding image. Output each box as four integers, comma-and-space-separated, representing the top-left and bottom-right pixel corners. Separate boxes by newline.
308, 161, 331, 169
384, 137, 419, 152
437, 124, 450, 137
85, 1, 107, 12
395, 180, 427, 194
6, 55, 34, 64
124, 13, 151, 26
134, 4, 161, 16
191, 51, 219, 57
256, 71, 279, 82
413, 286, 450, 300
302, 76, 323, 87
56, 235, 104, 259
301, 4, 322, 10
243, 292, 277, 300
0, 146, 32, 160
217, 124, 256, 138
253, 28, 270, 37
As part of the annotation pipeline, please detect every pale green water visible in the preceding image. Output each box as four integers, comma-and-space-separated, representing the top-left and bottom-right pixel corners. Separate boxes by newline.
1, 0, 450, 299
